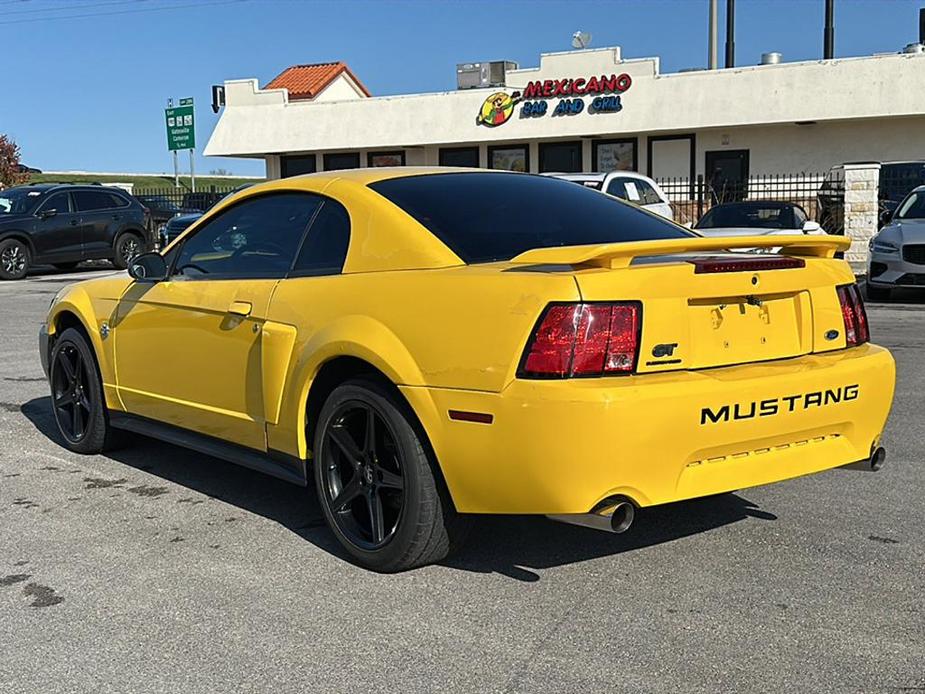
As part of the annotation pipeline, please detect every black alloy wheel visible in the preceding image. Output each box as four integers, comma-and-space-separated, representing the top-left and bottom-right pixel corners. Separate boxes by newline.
48, 328, 116, 454
313, 379, 468, 572
113, 233, 142, 269
320, 400, 405, 549
51, 342, 92, 443
0, 239, 29, 280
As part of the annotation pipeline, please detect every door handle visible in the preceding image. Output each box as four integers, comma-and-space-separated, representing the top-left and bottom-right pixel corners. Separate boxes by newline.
228, 301, 252, 317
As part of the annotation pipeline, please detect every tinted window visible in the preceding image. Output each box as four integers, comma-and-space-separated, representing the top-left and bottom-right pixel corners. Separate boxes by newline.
281, 155, 317, 178
897, 191, 925, 219
108, 193, 130, 208
369, 172, 691, 264
0, 188, 46, 215
697, 203, 797, 230
172, 193, 321, 279
74, 190, 118, 212
38, 192, 71, 215
608, 177, 658, 203
292, 200, 350, 276
635, 180, 663, 205
323, 153, 360, 171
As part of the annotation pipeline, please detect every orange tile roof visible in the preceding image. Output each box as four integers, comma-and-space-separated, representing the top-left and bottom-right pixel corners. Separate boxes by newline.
265, 61, 371, 101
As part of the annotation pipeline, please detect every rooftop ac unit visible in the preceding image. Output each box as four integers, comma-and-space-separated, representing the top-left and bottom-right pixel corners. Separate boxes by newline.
456, 61, 518, 90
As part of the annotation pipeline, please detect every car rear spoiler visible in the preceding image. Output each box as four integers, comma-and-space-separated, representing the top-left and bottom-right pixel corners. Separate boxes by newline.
508, 235, 851, 270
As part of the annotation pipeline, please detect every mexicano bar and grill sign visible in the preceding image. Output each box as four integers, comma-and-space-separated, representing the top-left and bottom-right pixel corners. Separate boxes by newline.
477, 72, 633, 127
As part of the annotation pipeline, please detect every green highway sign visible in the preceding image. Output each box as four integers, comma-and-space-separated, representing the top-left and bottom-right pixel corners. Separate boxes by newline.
165, 103, 195, 151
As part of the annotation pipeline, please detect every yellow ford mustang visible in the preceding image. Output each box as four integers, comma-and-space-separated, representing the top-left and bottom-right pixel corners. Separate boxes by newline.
40, 168, 895, 571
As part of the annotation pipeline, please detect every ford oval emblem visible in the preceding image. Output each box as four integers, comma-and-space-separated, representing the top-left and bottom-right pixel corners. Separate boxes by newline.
825, 329, 839, 341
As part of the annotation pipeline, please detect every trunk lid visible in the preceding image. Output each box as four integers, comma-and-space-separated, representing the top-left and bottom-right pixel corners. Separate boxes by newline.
510, 235, 853, 373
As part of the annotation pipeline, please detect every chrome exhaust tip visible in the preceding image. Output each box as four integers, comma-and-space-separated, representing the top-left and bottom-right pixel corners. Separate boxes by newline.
546, 496, 636, 534
840, 445, 886, 472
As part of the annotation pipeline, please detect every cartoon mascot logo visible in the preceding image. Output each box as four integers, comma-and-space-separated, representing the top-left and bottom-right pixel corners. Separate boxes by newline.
476, 91, 522, 127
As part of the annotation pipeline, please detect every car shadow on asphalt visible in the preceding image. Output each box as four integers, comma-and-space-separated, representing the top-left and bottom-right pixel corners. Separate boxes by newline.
21, 396, 776, 581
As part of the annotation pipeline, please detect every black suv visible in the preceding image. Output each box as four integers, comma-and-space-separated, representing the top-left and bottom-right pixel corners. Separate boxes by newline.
0, 184, 151, 280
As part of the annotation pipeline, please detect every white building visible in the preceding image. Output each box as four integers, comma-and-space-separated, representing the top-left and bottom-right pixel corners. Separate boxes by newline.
205, 46, 925, 186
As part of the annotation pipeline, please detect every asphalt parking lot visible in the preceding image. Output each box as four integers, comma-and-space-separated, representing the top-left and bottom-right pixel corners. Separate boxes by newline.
1, 267, 923, 694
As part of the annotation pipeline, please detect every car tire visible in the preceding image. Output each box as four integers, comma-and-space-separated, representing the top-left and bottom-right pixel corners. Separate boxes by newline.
865, 283, 891, 302
313, 378, 467, 572
112, 232, 143, 270
53, 262, 79, 271
49, 327, 117, 454
0, 238, 30, 281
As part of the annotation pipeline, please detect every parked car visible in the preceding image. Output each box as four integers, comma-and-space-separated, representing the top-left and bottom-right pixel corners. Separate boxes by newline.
40, 169, 893, 571
0, 184, 151, 280
134, 194, 186, 227
818, 161, 925, 234
545, 172, 674, 220
158, 212, 201, 248
866, 184, 925, 300
694, 201, 825, 238
157, 185, 254, 248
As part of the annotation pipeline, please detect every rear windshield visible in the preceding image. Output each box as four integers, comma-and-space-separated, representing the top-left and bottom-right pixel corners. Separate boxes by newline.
696, 203, 797, 230
369, 172, 691, 264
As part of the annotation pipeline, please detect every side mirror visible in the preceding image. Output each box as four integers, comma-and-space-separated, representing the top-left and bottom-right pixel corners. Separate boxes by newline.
128, 252, 168, 282
879, 209, 893, 226
38, 208, 57, 220
802, 220, 822, 234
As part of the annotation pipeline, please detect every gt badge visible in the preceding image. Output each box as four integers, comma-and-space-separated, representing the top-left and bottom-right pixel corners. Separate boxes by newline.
652, 343, 678, 358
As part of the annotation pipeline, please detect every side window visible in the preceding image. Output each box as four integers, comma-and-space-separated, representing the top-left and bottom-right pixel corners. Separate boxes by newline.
38, 193, 71, 215
634, 180, 663, 205
793, 206, 807, 227
605, 178, 630, 200
108, 193, 130, 208
172, 192, 322, 279
74, 190, 118, 212
291, 200, 351, 276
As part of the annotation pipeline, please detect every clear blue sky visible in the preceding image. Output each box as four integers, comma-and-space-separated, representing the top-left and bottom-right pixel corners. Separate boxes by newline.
1, 0, 921, 176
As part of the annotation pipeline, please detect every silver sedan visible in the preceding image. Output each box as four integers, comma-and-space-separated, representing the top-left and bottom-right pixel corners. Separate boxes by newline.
867, 185, 925, 300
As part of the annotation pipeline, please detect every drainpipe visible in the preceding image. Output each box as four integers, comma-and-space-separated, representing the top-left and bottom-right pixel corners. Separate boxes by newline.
725, 0, 735, 68
824, 0, 835, 59
708, 0, 718, 69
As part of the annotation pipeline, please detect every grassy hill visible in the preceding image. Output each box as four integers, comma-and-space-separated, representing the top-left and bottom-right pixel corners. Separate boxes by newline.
27, 172, 262, 191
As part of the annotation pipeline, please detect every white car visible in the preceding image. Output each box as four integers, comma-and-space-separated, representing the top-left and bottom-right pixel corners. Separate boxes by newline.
545, 172, 674, 220
694, 201, 825, 237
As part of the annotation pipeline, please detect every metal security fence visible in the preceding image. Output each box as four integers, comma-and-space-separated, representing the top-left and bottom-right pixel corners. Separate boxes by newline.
133, 186, 236, 216
656, 173, 828, 227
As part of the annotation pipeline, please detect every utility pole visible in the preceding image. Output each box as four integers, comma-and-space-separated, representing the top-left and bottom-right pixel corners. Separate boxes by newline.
725, 0, 736, 68
708, 0, 718, 69
824, 0, 835, 59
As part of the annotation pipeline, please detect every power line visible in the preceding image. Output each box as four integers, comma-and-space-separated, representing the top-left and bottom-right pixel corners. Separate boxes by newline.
0, 0, 248, 24
2, 0, 152, 16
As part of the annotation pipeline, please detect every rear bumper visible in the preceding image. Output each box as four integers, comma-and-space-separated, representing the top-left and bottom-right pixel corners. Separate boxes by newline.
405, 344, 895, 514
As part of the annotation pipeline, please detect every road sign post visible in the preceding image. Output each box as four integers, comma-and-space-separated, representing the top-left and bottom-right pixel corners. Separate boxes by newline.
165, 98, 196, 189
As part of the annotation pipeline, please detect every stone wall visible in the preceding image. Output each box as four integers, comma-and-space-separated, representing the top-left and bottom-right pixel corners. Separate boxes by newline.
843, 163, 880, 271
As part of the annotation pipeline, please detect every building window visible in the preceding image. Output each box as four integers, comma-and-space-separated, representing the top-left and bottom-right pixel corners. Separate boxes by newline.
281, 154, 317, 178
367, 151, 405, 167
592, 138, 637, 173
323, 152, 361, 171
488, 144, 529, 173
539, 141, 582, 173
439, 146, 479, 168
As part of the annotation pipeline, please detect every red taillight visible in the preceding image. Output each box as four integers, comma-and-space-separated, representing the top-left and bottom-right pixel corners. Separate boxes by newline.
520, 302, 641, 378
837, 284, 869, 347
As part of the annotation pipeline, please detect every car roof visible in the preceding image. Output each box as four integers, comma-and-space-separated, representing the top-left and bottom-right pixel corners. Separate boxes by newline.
545, 171, 654, 183
709, 200, 796, 209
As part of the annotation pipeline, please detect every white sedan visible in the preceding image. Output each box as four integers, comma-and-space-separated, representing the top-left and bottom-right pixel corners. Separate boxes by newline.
694, 201, 825, 237
545, 171, 674, 220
